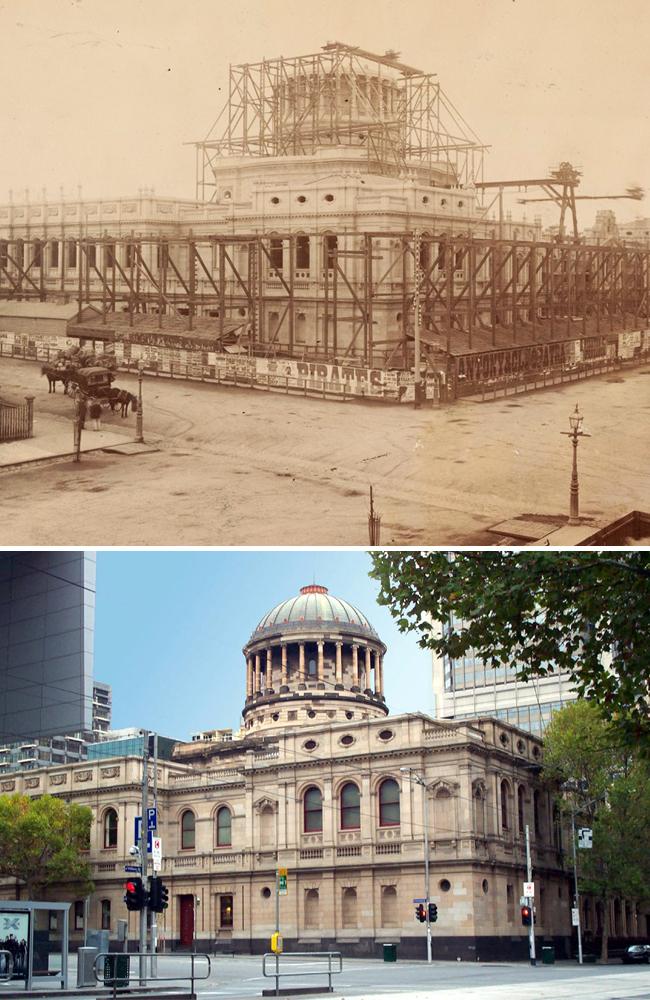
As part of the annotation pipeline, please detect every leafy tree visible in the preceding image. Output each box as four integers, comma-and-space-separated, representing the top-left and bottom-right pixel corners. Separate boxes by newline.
543, 702, 650, 961
0, 794, 94, 899
368, 551, 650, 748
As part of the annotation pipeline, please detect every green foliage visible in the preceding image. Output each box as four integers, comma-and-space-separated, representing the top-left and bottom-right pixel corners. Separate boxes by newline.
543, 703, 650, 959
368, 551, 650, 749
0, 794, 94, 899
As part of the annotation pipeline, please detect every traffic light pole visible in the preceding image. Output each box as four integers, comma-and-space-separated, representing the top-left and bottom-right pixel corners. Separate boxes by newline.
571, 808, 583, 965
151, 734, 158, 978
139, 730, 149, 986
525, 825, 536, 966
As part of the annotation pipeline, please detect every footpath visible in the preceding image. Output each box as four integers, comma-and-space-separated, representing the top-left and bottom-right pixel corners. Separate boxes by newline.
0, 414, 156, 471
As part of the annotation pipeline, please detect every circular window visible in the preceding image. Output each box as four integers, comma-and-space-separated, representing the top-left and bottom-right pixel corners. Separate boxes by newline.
439, 879, 451, 893
303, 739, 318, 751
307, 710, 316, 719
222, 190, 232, 200
272, 713, 279, 722
345, 711, 354, 720
340, 734, 355, 747
422, 196, 429, 204
297, 195, 307, 203
499, 733, 509, 746
458, 200, 464, 208
271, 196, 280, 205
532, 745, 541, 758
238, 307, 247, 317
482, 879, 489, 894
324, 194, 334, 202
517, 739, 526, 753
378, 729, 394, 742
261, 887, 272, 899
441, 198, 447, 206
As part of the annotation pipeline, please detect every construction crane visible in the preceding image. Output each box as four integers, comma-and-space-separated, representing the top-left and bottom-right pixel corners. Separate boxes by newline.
475, 162, 644, 240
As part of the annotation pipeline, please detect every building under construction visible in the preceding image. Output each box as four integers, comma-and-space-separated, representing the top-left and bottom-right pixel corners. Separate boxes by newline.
0, 43, 647, 399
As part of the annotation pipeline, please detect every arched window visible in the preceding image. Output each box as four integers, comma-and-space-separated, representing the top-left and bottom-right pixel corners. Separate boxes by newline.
296, 235, 310, 270
381, 886, 398, 926
325, 234, 338, 270
269, 237, 284, 272
260, 805, 274, 846
103, 808, 118, 849
216, 806, 232, 847
500, 780, 510, 831
379, 778, 400, 827
342, 887, 357, 928
340, 783, 360, 830
533, 790, 542, 837
518, 786, 525, 834
181, 810, 196, 850
303, 787, 322, 832
305, 888, 319, 929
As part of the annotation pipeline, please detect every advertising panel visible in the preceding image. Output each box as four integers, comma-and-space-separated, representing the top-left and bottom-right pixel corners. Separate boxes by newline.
0, 911, 29, 980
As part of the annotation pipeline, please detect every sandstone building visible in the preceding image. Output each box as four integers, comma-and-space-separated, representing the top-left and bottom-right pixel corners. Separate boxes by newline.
2, 583, 645, 959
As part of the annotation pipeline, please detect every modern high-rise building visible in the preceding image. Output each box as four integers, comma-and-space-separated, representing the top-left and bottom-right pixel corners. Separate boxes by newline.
431, 615, 577, 735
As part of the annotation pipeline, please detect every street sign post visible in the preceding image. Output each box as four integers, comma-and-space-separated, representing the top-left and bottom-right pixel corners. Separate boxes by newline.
151, 837, 162, 872
577, 828, 593, 849
124, 865, 142, 873
571, 908, 580, 926
523, 882, 535, 898
277, 868, 288, 896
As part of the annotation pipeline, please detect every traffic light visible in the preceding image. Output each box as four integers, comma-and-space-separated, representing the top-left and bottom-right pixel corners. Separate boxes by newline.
124, 878, 147, 911
149, 877, 169, 913
521, 905, 532, 926
415, 903, 426, 923
428, 903, 438, 923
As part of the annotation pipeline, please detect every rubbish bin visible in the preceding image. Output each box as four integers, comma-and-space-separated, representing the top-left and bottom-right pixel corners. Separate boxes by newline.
541, 946, 555, 965
383, 943, 397, 962
103, 954, 130, 989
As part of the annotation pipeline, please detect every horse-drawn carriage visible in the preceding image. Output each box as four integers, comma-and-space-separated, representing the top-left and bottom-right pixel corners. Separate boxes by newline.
41, 361, 137, 417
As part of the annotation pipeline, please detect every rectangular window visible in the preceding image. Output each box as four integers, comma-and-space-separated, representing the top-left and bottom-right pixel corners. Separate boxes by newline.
87, 243, 97, 269
33, 240, 42, 267
50, 240, 59, 269
0, 241, 8, 269
101, 899, 111, 930
219, 894, 233, 929
74, 900, 84, 931
68, 240, 77, 269
506, 884, 514, 923
105, 243, 116, 269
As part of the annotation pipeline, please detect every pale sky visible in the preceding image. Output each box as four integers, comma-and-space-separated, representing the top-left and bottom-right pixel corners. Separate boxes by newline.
1, 0, 648, 229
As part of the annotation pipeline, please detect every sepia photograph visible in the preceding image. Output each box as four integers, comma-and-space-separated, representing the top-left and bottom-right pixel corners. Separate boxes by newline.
0, 0, 648, 545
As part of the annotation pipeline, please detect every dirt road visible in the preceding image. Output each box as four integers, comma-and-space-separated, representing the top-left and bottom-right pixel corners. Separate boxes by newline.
1, 359, 648, 545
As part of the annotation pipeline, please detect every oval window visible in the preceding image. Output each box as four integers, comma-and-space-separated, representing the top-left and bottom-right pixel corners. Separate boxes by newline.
340, 734, 355, 747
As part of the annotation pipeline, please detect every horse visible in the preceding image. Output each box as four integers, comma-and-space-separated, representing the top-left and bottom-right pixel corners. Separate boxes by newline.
41, 365, 72, 394
108, 388, 138, 417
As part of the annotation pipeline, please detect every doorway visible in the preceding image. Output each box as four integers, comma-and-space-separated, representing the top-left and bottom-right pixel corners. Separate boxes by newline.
179, 895, 194, 948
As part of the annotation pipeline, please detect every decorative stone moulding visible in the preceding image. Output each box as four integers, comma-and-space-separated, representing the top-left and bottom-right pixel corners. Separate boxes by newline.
1, 780, 16, 792
24, 777, 40, 788
49, 774, 67, 786
75, 770, 93, 783
100, 766, 120, 779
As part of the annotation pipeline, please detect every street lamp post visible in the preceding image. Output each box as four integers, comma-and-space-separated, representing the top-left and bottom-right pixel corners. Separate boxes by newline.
136, 360, 144, 444
561, 403, 590, 525
401, 767, 432, 963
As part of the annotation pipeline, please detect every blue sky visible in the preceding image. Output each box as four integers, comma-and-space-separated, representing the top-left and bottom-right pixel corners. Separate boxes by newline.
94, 551, 433, 739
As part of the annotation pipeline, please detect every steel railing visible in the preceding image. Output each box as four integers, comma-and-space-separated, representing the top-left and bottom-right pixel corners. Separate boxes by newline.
94, 951, 211, 999
262, 951, 342, 996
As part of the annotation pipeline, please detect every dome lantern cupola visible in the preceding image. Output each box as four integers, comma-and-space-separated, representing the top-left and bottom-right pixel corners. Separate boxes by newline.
242, 584, 388, 733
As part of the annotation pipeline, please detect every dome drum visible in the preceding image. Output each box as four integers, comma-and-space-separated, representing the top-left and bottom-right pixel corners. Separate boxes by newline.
242, 585, 388, 735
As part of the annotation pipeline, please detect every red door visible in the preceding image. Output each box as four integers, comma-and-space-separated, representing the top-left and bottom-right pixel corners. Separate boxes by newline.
179, 895, 194, 948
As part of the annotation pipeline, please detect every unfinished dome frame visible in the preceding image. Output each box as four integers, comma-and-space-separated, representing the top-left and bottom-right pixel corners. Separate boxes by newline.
193, 42, 487, 199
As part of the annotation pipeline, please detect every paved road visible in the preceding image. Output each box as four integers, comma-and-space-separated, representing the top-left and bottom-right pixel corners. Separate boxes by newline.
1, 357, 649, 545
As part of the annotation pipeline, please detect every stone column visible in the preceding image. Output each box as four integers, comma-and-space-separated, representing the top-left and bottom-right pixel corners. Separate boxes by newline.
254, 653, 261, 694
352, 645, 359, 688
299, 643, 306, 683
266, 648, 273, 690
335, 642, 343, 685
317, 641, 324, 682
281, 645, 288, 686
376, 654, 384, 695
246, 657, 253, 698
365, 646, 371, 690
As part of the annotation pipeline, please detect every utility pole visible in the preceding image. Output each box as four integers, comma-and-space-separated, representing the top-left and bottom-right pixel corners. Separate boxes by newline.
139, 730, 149, 986
525, 824, 536, 966
423, 793, 432, 964
571, 808, 583, 964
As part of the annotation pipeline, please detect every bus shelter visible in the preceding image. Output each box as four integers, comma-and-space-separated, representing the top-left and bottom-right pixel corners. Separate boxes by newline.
0, 901, 70, 990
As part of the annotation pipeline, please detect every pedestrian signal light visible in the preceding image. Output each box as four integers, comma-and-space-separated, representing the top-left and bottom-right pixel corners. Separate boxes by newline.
428, 903, 438, 923
415, 903, 426, 923
124, 878, 146, 911
521, 905, 532, 926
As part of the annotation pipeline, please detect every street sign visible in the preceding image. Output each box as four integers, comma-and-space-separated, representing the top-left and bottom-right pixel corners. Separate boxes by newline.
523, 882, 535, 898
124, 865, 142, 873
147, 808, 157, 831
571, 908, 580, 926
152, 837, 162, 871
578, 827, 593, 849
412, 898, 427, 903
135, 816, 142, 844
277, 867, 288, 895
